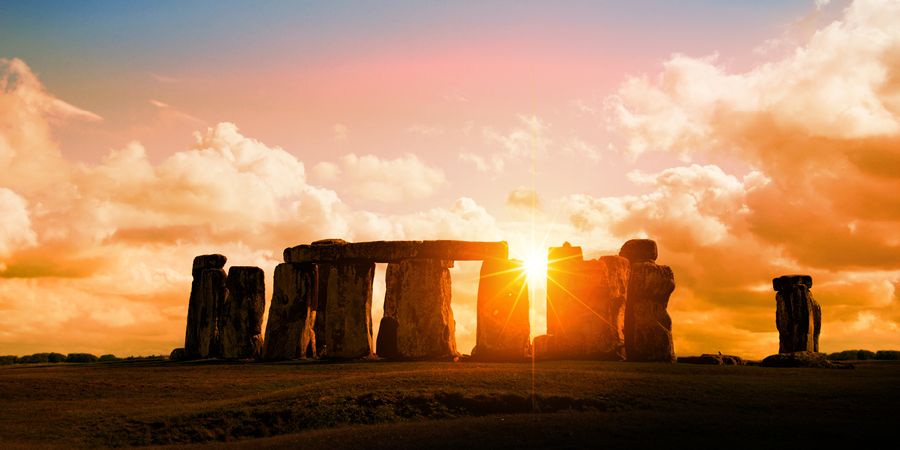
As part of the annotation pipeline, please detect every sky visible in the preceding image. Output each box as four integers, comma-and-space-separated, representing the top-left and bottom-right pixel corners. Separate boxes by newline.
1, 0, 898, 359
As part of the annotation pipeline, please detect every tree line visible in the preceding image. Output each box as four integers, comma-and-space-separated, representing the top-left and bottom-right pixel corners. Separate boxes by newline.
0, 353, 166, 365
826, 350, 900, 361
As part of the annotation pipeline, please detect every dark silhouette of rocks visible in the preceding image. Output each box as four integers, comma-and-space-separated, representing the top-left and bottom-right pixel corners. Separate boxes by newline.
762, 351, 854, 369
263, 263, 318, 360
392, 259, 459, 359
184, 254, 227, 359
774, 275, 821, 353
472, 259, 530, 361
169, 348, 185, 360
219, 267, 266, 359
197, 266, 227, 359
678, 354, 745, 365
618, 238, 658, 263
375, 263, 402, 359
625, 260, 676, 362
325, 262, 376, 359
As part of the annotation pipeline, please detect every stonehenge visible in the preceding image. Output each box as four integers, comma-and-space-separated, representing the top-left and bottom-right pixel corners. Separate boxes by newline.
182, 237, 683, 364
774, 275, 821, 353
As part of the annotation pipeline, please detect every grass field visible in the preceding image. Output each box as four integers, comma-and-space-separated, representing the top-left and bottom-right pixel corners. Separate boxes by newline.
1, 358, 897, 449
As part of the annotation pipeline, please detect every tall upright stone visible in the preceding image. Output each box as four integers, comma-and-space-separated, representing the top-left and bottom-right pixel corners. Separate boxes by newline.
774, 275, 821, 353
392, 259, 459, 360
375, 263, 402, 359
197, 267, 227, 359
263, 263, 318, 360
473, 259, 530, 361
313, 262, 331, 356
546, 242, 584, 338
325, 262, 375, 359
599, 255, 631, 360
185, 254, 227, 359
624, 262, 675, 362
220, 266, 265, 359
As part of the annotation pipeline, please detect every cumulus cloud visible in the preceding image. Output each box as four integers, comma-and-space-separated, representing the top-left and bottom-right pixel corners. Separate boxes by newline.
0, 188, 37, 258
579, 0, 900, 356
460, 114, 551, 173
505, 185, 544, 221
333, 153, 446, 203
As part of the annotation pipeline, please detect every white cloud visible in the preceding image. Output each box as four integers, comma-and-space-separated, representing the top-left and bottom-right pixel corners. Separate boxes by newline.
0, 188, 37, 257
461, 115, 552, 173
311, 161, 342, 181
336, 153, 446, 203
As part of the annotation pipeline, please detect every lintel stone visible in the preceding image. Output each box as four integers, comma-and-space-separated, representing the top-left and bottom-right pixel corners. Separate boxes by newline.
284, 240, 508, 263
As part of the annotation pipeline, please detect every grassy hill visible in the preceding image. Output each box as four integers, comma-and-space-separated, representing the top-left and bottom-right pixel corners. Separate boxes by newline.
1, 358, 897, 448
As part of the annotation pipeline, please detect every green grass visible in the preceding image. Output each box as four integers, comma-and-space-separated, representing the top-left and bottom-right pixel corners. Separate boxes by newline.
1, 359, 897, 448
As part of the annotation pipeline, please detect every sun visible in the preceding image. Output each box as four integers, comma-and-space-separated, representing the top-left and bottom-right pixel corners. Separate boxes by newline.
523, 255, 546, 282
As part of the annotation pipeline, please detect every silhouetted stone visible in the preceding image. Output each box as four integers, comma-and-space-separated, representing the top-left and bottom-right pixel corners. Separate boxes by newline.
169, 348, 185, 360
394, 259, 459, 360
546, 242, 584, 339
314, 262, 330, 356
185, 254, 226, 359
762, 351, 854, 369
774, 275, 821, 353
625, 262, 675, 362
472, 259, 530, 361
263, 263, 318, 360
677, 354, 744, 365
325, 262, 375, 359
375, 317, 399, 359
618, 239, 658, 263
284, 240, 508, 263
197, 268, 227, 359
219, 266, 265, 359
596, 255, 631, 360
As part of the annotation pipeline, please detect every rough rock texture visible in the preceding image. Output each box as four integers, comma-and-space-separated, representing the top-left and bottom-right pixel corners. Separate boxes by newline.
625, 262, 676, 362
169, 348, 185, 360
618, 239, 658, 263
263, 263, 319, 360
762, 351, 854, 369
544, 245, 630, 360
220, 266, 265, 359
314, 263, 330, 356
393, 259, 459, 360
284, 240, 509, 263
197, 268, 227, 359
375, 263, 402, 359
774, 275, 821, 354
184, 254, 227, 359
325, 262, 375, 359
472, 259, 530, 361
677, 354, 744, 365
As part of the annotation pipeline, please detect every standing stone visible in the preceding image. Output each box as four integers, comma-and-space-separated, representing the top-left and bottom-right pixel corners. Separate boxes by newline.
314, 262, 331, 356
774, 275, 821, 353
546, 242, 584, 339
595, 255, 631, 360
376, 263, 402, 359
393, 259, 459, 360
185, 254, 226, 359
618, 239, 658, 263
325, 262, 375, 359
263, 263, 318, 360
473, 259, 530, 361
197, 267, 227, 359
624, 262, 676, 362
220, 266, 265, 359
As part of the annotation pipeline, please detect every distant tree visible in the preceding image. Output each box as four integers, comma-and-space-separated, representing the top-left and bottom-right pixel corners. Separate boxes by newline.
48, 352, 66, 363
875, 350, 900, 360
99, 354, 119, 362
857, 350, 876, 360
65, 353, 99, 363
16, 353, 51, 364
0, 355, 17, 365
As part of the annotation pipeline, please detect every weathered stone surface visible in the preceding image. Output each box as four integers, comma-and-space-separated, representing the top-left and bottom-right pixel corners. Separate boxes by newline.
761, 351, 854, 369
313, 263, 330, 356
284, 240, 509, 263
325, 262, 375, 359
393, 259, 459, 360
185, 254, 227, 359
472, 259, 530, 361
625, 262, 675, 362
197, 268, 227, 359
263, 263, 318, 360
220, 266, 266, 359
619, 239, 658, 263
774, 275, 821, 354
169, 348, 186, 360
677, 354, 744, 365
545, 248, 630, 360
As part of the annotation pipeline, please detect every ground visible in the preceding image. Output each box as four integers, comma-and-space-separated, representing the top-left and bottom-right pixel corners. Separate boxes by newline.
1, 358, 896, 448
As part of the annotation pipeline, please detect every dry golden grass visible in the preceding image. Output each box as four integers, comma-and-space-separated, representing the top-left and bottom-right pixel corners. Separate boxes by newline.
1, 359, 897, 448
